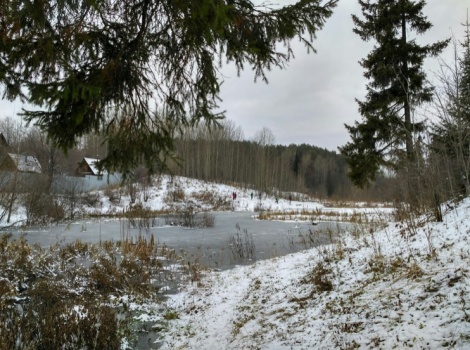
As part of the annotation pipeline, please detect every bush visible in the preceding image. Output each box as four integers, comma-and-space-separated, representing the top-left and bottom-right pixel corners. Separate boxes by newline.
228, 227, 256, 262
164, 186, 185, 203
104, 184, 122, 204
302, 261, 334, 292
81, 192, 101, 207
89, 257, 123, 294
0, 279, 127, 350
164, 206, 215, 228
123, 203, 154, 230
0, 237, 188, 349
199, 212, 215, 228
22, 192, 66, 225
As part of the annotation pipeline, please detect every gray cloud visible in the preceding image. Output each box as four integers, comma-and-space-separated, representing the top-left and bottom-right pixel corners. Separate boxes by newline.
219, 0, 468, 151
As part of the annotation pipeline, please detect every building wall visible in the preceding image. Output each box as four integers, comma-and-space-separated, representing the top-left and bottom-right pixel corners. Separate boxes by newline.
0, 171, 48, 190
52, 173, 122, 193
0, 171, 122, 194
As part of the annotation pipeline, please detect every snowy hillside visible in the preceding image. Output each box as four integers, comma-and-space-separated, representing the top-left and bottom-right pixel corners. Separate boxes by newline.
2, 174, 393, 227
155, 197, 470, 349
2, 175, 468, 349
95, 175, 326, 215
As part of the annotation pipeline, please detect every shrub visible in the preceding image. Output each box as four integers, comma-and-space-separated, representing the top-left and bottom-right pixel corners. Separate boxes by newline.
228, 227, 256, 262
123, 203, 154, 230
164, 206, 215, 228
199, 212, 215, 228
302, 261, 334, 292
0, 236, 188, 349
164, 186, 185, 203
22, 192, 67, 225
22, 192, 49, 225
89, 257, 122, 294
104, 184, 122, 204
0, 279, 128, 350
81, 192, 101, 207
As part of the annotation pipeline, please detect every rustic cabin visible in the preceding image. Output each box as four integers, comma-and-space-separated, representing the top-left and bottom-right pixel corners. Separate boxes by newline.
76, 157, 106, 179
0, 153, 42, 173
68, 157, 121, 191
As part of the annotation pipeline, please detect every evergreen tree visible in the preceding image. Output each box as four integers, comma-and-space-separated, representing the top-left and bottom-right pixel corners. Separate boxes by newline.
431, 15, 470, 195
339, 0, 448, 188
462, 16, 470, 114
0, 0, 337, 177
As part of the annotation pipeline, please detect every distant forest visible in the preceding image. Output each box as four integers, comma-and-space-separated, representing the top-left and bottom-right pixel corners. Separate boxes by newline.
167, 121, 393, 202
0, 116, 394, 202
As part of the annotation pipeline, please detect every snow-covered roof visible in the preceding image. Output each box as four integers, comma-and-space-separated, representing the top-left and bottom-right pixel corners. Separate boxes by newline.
83, 157, 107, 176
7, 153, 42, 173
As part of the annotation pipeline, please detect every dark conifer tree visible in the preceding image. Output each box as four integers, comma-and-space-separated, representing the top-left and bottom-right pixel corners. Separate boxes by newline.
462, 17, 470, 114
0, 0, 337, 177
340, 0, 449, 188
432, 16, 470, 194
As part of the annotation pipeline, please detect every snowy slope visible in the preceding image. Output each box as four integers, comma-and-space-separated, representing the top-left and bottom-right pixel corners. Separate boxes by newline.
156, 198, 470, 349
2, 174, 392, 226
96, 175, 326, 215
3, 175, 468, 349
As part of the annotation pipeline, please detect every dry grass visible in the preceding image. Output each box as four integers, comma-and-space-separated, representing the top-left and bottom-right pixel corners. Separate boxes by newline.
0, 233, 188, 349
256, 207, 391, 224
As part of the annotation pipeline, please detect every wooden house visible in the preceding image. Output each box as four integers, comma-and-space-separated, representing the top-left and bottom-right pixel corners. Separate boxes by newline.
76, 157, 106, 179
0, 153, 42, 173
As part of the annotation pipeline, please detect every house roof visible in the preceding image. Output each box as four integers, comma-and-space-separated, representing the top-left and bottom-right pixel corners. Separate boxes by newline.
83, 157, 107, 176
7, 153, 42, 173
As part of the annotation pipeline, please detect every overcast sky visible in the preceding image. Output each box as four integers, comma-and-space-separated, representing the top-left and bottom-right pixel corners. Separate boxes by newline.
0, 1, 468, 152
218, 0, 469, 151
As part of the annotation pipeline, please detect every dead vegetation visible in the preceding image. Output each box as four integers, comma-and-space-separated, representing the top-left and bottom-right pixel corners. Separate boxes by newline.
0, 234, 190, 349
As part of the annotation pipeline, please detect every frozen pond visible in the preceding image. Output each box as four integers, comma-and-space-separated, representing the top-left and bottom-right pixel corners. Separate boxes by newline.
5, 212, 347, 269
3, 212, 351, 349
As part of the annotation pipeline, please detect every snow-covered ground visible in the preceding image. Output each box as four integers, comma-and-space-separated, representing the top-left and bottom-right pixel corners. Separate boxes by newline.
3, 176, 468, 349
95, 175, 328, 215
2, 174, 393, 227
94, 175, 393, 226
152, 194, 470, 349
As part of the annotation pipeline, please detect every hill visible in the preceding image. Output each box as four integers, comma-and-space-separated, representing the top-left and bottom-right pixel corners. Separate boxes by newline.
1, 176, 468, 349
155, 196, 470, 349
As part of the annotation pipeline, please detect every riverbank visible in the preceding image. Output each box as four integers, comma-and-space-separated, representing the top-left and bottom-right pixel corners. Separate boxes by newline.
3, 176, 464, 349
1, 175, 393, 229
157, 197, 470, 349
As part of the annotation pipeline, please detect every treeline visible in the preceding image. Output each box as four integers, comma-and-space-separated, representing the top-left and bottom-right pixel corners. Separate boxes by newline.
167, 122, 392, 202
0, 116, 393, 203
